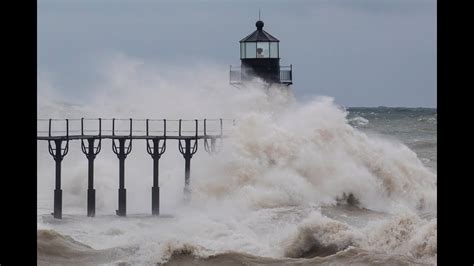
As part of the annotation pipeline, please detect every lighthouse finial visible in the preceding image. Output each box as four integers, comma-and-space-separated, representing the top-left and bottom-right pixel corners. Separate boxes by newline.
256, 9, 264, 30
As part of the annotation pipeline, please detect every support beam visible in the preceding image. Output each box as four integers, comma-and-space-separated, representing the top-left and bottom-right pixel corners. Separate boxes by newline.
54, 154, 62, 219
179, 138, 197, 198
184, 139, 191, 194
117, 139, 126, 216
112, 137, 132, 217
48, 137, 69, 219
178, 120, 198, 198
152, 147, 160, 215
146, 136, 166, 216
87, 139, 96, 217
152, 139, 160, 215
81, 136, 101, 217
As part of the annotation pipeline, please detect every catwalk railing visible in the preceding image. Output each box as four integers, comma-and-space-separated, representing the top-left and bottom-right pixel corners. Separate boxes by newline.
37, 118, 235, 219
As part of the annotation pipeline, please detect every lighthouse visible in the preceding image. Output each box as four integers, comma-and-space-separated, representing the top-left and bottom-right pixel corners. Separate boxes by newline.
230, 20, 292, 86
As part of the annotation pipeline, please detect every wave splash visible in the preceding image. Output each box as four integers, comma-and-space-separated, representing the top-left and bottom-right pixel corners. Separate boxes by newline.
193, 95, 436, 216
37, 57, 436, 264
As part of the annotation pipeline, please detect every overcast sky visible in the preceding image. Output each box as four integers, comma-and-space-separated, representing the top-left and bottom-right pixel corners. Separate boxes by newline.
38, 0, 436, 107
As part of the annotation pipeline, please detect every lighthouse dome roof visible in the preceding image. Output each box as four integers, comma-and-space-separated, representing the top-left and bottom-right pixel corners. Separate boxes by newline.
240, 20, 279, 42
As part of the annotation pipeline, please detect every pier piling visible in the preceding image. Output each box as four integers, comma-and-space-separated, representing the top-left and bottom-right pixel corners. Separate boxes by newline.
47, 119, 69, 219
146, 119, 167, 215
178, 120, 198, 198
81, 118, 102, 217
112, 119, 133, 217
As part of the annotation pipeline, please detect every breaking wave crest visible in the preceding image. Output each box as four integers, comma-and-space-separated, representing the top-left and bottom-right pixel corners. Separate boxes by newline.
348, 116, 369, 126
38, 228, 432, 266
163, 248, 426, 266
193, 95, 436, 216
281, 209, 436, 264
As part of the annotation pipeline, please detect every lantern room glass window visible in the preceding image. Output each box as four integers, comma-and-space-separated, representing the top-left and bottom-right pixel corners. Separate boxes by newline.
244, 42, 256, 58
256, 42, 269, 58
241, 42, 279, 59
270, 42, 279, 58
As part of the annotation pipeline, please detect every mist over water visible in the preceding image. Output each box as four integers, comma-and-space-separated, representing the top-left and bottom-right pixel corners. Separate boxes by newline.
37, 54, 437, 265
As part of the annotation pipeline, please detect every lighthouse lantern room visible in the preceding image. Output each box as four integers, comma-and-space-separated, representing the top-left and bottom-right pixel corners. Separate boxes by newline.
230, 20, 292, 86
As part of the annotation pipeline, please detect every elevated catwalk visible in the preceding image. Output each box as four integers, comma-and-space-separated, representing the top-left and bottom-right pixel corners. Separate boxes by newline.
37, 118, 234, 219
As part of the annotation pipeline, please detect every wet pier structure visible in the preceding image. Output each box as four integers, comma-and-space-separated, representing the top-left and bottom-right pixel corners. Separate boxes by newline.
37, 118, 232, 219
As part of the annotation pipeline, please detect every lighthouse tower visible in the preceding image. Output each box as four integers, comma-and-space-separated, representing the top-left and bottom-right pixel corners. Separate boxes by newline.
230, 20, 292, 86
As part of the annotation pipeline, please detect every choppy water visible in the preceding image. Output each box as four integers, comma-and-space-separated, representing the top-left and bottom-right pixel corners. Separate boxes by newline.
347, 107, 437, 171
37, 79, 436, 265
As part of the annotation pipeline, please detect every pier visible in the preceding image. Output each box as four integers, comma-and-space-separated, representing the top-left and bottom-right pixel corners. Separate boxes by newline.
37, 118, 233, 219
